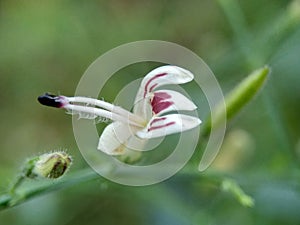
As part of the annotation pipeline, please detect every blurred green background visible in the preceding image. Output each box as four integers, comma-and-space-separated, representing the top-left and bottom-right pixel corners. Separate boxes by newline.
1, 0, 300, 224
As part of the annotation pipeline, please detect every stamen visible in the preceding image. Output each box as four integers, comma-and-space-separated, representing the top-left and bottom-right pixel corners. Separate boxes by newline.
64, 105, 144, 127
66, 96, 146, 125
67, 97, 114, 111
38, 93, 68, 108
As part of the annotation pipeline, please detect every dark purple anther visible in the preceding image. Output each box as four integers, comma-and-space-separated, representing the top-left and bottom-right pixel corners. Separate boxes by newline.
38, 93, 65, 108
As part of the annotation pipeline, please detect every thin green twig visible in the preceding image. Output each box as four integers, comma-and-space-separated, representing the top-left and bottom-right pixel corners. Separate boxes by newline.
0, 168, 99, 211
217, 0, 263, 68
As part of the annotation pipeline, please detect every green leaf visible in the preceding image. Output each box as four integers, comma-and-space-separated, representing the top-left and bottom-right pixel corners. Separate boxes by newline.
225, 66, 270, 120
203, 66, 270, 136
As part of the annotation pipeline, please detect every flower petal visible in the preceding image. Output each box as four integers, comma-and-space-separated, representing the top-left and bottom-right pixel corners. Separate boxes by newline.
97, 122, 137, 155
136, 114, 201, 139
149, 90, 197, 116
134, 65, 194, 118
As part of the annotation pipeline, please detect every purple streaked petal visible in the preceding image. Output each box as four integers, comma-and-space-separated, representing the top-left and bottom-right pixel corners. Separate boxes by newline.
141, 66, 194, 97
151, 101, 174, 115
133, 65, 194, 117
136, 114, 201, 139
143, 72, 168, 98
150, 90, 197, 116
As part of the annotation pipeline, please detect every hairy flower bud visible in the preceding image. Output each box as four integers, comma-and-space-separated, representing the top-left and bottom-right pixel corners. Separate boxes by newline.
24, 151, 72, 179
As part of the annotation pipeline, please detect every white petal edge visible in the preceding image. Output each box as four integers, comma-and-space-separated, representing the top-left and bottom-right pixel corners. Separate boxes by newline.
136, 114, 201, 139
97, 122, 136, 155
141, 65, 194, 88
134, 65, 194, 117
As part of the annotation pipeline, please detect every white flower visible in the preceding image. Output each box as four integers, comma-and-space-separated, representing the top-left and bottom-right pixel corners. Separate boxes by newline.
38, 65, 201, 156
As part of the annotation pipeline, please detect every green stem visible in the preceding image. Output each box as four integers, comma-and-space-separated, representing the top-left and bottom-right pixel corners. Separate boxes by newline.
259, 1, 300, 62
9, 175, 25, 195
261, 86, 294, 163
0, 168, 99, 211
0, 164, 228, 211
217, 0, 262, 68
